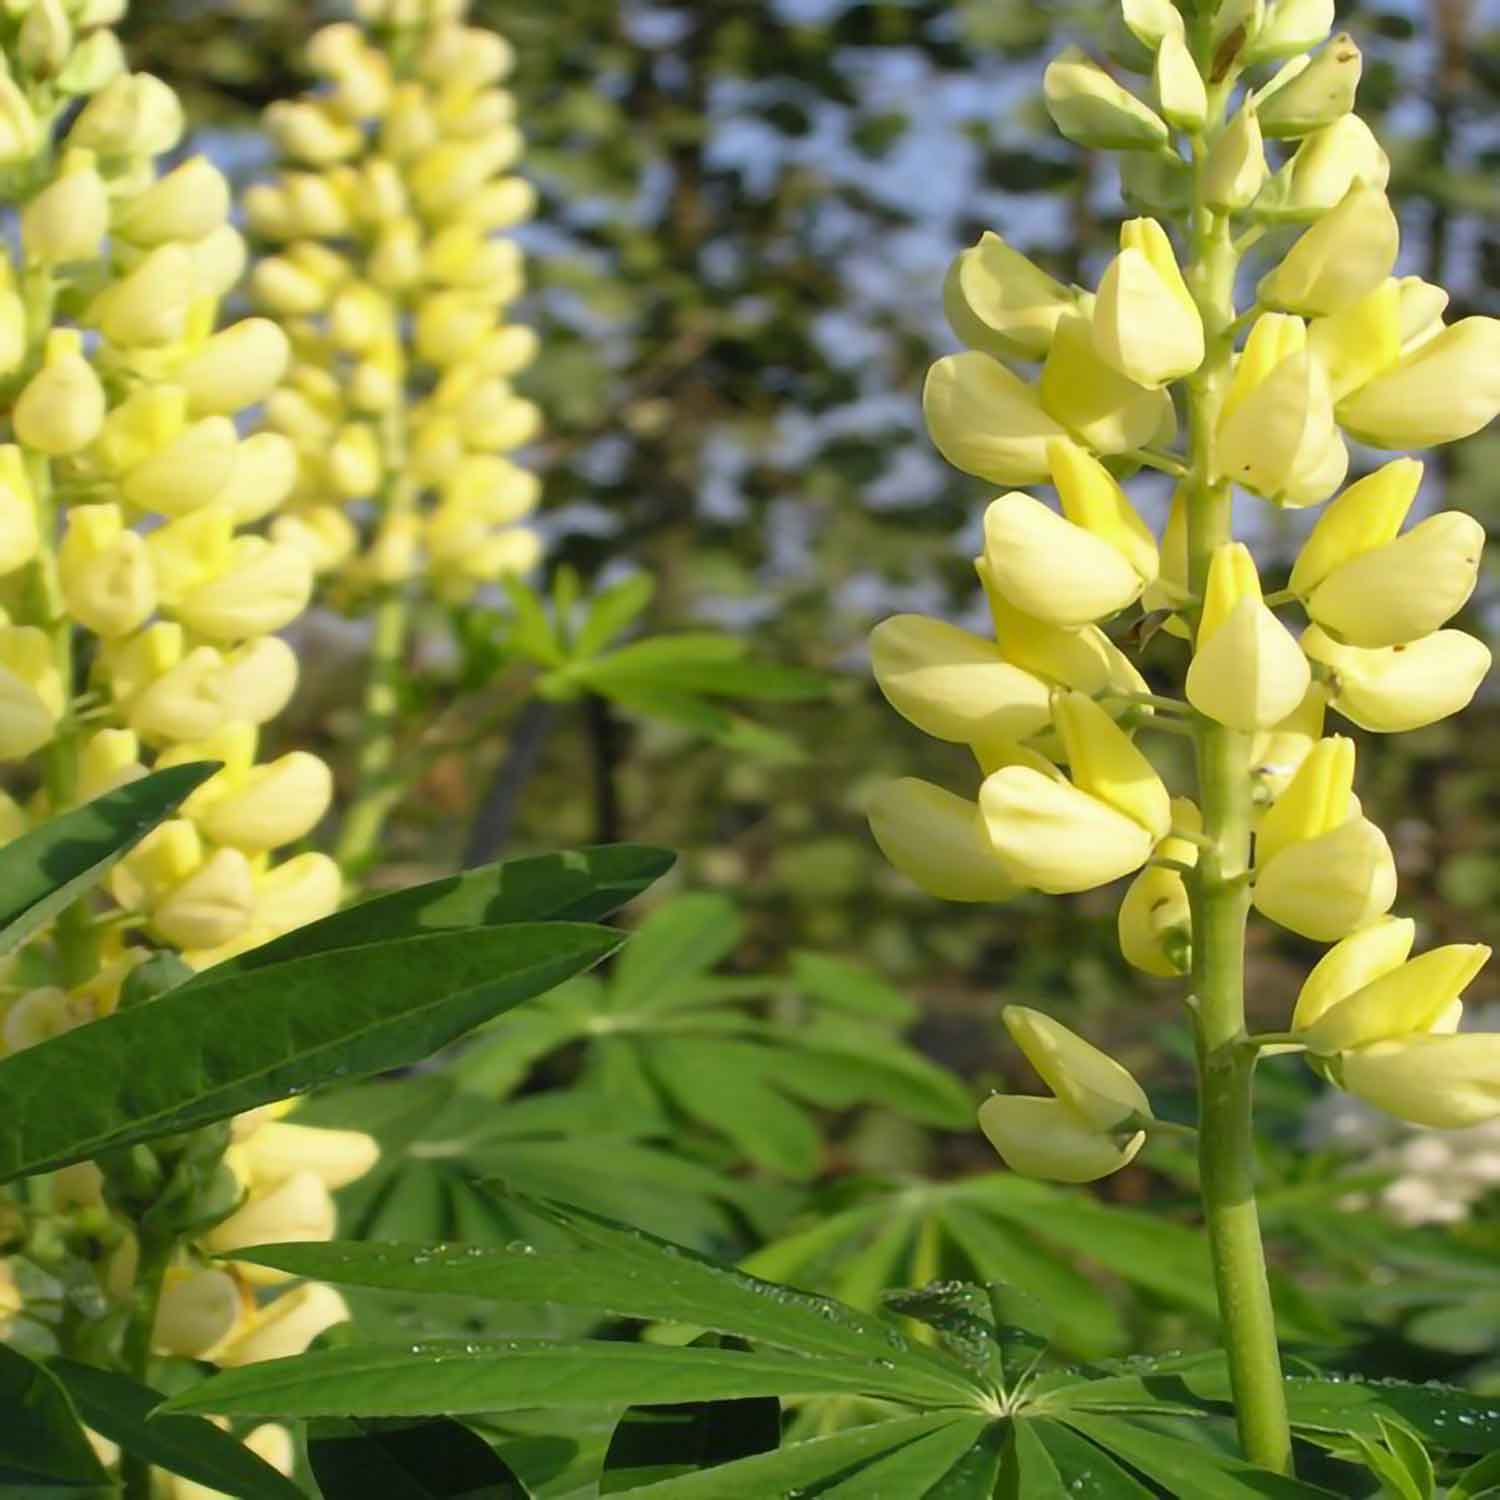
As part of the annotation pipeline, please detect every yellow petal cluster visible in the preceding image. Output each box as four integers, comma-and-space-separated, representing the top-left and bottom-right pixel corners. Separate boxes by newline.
249, 5, 542, 605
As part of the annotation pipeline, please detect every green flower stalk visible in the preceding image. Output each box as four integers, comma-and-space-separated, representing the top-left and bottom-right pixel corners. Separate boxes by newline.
0, 4, 377, 1490
245, 0, 543, 876
870, 0, 1500, 1473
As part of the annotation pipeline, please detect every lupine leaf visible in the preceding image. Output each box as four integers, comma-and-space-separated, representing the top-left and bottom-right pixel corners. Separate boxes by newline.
0, 762, 216, 959
0, 1345, 110, 1487
1029, 1419, 1155, 1498
164, 1341, 986, 1419
50, 1362, 303, 1500
813, 1416, 998, 1496
0, 923, 620, 1180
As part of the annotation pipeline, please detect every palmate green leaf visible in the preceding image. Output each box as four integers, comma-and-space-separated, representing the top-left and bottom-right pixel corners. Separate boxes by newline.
0, 922, 620, 1181
0, 762, 215, 959
309, 1417, 530, 1499
788, 951, 915, 1024
1058, 1415, 1339, 1498
580, 1414, 981, 1499
164, 1340, 981, 1420
607, 892, 744, 1010
202, 845, 674, 977
228, 1193, 975, 1390
49, 1362, 302, 1500
571, 573, 656, 661
0, 1346, 108, 1489
294, 1075, 787, 1256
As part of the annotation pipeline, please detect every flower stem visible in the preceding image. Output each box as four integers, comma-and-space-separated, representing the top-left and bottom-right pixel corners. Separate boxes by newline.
1181, 68, 1293, 1476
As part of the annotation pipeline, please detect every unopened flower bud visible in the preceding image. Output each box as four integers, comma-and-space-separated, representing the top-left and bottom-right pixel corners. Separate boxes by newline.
1093, 217, 1204, 387
174, 538, 313, 643
20, 0, 73, 76
177, 319, 291, 416
199, 751, 332, 852
15, 330, 106, 455
214, 1282, 348, 1366
59, 505, 156, 638
152, 1269, 245, 1359
153, 846, 256, 950
250, 851, 341, 937
21, 154, 109, 264
116, 155, 231, 245
1203, 103, 1267, 213
1254, 0, 1335, 59
93, 244, 195, 347
264, 100, 362, 165
0, 77, 40, 165
1257, 114, 1389, 220
1044, 46, 1169, 150
68, 73, 183, 157
1186, 544, 1309, 730
1153, 31, 1206, 131
1259, 186, 1397, 318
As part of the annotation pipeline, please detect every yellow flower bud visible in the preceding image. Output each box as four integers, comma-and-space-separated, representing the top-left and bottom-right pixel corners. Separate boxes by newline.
122, 417, 240, 517
1186, 544, 1310, 731
21, 154, 108, 264
1118, 807, 1196, 978
1287, 458, 1420, 598
1336, 317, 1500, 449
329, 284, 395, 354
980, 755, 1157, 894
1292, 915, 1415, 1032
272, 505, 360, 574
59, 505, 155, 639
153, 846, 256, 951
1254, 734, 1353, 868
871, 615, 1052, 746
1258, 186, 1398, 317
265, 99, 362, 165
113, 819, 204, 914
18, 0, 71, 74
0, 76, 42, 164
1040, 312, 1174, 456
147, 504, 235, 604
240, 1122, 378, 1192
177, 318, 291, 416
1216, 315, 1344, 505
251, 255, 328, 316
1305, 511, 1484, 649
92, 244, 195, 347
116, 155, 231, 244
305, 21, 365, 76
15, 330, 106, 455
1257, 114, 1389, 220
1093, 219, 1204, 388
1258, 35, 1361, 139
979, 573, 1151, 702
57, 27, 125, 96
456, 176, 538, 233
2, 985, 93, 1052
127, 646, 229, 744
1253, 814, 1396, 941
174, 538, 313, 643
942, 231, 1077, 362
1336, 1034, 1500, 1129
409, 131, 524, 216
1306, 278, 1401, 402
349, 357, 402, 414
1055, 690, 1172, 839
152, 1269, 247, 1358
415, 290, 496, 365
979, 1094, 1146, 1182
199, 751, 333, 852
0, 448, 38, 576
419, 23, 514, 88
0, 625, 63, 759
1146, 43, 1201, 138
1005, 1004, 1151, 1129
1203, 103, 1267, 213
1302, 624, 1491, 733
214, 637, 301, 727
1299, 943, 1489, 1055
867, 777, 1019, 902
980, 492, 1144, 627
425, 223, 524, 294
922, 352, 1063, 485
379, 82, 440, 160
441, 454, 540, 524
77, 728, 145, 802
76, 72, 181, 156
244, 183, 295, 240
215, 432, 299, 525
250, 851, 341, 937
442, 525, 541, 588
186, 223, 249, 301
214, 1282, 349, 1367
1043, 45, 1168, 150
1254, 0, 1334, 58
207, 1169, 336, 1258
361, 513, 424, 586
1120, 0, 1185, 48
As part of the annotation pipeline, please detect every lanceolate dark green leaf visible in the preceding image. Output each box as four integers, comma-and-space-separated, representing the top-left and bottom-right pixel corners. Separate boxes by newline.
49, 1362, 303, 1500
200, 845, 673, 977
0, 1345, 110, 1487
309, 1417, 530, 1499
228, 1205, 977, 1393
585, 1413, 976, 1499
1059, 1415, 1340, 1498
0, 762, 216, 959
0, 923, 620, 1181
1029, 1419, 1155, 1498
165, 1341, 984, 1419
